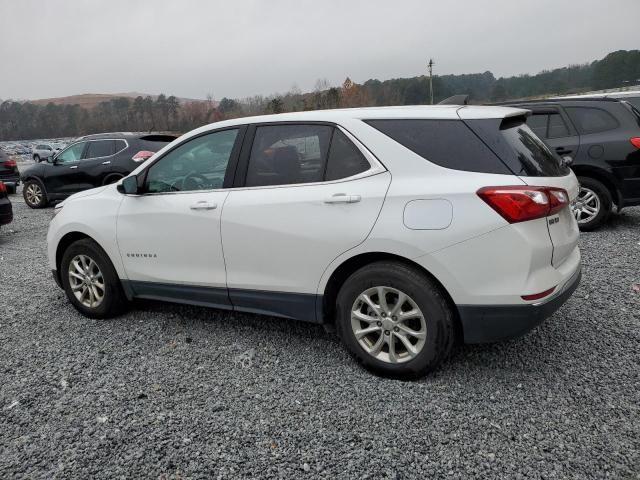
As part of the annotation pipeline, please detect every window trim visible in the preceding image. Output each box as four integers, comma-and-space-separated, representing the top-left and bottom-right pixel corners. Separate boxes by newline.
233, 121, 384, 191
82, 138, 129, 161
137, 126, 246, 196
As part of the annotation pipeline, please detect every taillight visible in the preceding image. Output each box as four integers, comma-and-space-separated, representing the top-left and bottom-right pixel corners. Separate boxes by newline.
477, 186, 570, 223
132, 150, 154, 163
0, 181, 6, 193
3, 159, 17, 168
630, 137, 640, 149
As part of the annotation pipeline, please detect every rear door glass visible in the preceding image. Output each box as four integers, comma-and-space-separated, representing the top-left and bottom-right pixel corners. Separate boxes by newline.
325, 130, 370, 181
85, 140, 115, 159
565, 107, 619, 134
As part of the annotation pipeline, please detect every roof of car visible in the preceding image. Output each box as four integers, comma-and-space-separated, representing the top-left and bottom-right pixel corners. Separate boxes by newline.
497, 97, 623, 106
551, 90, 640, 100
77, 132, 176, 140
191, 105, 528, 133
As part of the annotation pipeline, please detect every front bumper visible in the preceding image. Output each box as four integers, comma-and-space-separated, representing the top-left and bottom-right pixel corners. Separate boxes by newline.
458, 266, 582, 344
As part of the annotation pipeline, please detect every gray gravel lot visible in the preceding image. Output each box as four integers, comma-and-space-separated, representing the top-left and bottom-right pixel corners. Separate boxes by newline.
1, 195, 638, 479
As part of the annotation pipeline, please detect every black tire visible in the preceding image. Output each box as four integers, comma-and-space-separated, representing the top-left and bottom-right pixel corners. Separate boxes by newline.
576, 176, 612, 231
60, 238, 128, 319
33, 154, 40, 162
336, 261, 455, 379
22, 178, 48, 208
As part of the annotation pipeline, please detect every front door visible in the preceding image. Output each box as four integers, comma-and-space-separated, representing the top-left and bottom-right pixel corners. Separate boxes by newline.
116, 128, 244, 308
221, 123, 391, 321
527, 107, 580, 159
44, 141, 88, 194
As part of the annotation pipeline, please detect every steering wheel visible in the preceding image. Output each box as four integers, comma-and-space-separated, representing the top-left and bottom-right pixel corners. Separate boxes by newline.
181, 172, 209, 191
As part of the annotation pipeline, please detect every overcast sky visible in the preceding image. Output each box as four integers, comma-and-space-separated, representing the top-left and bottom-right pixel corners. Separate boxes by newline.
1, 0, 638, 101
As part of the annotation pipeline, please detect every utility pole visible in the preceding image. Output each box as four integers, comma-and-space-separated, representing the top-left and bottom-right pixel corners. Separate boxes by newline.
427, 58, 435, 104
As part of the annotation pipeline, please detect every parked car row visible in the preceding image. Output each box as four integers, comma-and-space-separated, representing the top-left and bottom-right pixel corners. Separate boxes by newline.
0, 181, 13, 229
0, 149, 20, 194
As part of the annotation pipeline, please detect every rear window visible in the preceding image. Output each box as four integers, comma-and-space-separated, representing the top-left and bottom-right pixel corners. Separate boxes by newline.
463, 117, 570, 177
565, 106, 619, 134
365, 119, 511, 174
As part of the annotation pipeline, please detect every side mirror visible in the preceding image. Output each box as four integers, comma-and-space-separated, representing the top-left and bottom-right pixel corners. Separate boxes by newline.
117, 175, 140, 195
47, 156, 56, 164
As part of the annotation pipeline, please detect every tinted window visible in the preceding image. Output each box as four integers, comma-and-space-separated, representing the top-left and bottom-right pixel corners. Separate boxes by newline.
526, 114, 548, 138
56, 142, 86, 163
565, 107, 619, 134
366, 119, 510, 174
85, 140, 115, 159
463, 117, 569, 177
246, 124, 332, 187
114, 139, 127, 153
547, 113, 570, 138
145, 129, 238, 193
325, 130, 370, 181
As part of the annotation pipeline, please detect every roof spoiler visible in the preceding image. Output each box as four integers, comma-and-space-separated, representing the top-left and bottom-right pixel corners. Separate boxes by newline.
438, 94, 469, 105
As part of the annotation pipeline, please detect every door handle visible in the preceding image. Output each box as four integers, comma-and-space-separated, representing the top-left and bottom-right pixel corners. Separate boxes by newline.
69, 166, 78, 169
189, 200, 217, 210
555, 147, 572, 155
324, 193, 361, 204
102, 161, 111, 165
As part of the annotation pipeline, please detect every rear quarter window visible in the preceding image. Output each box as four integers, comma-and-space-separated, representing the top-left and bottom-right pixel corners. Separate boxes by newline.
365, 119, 511, 174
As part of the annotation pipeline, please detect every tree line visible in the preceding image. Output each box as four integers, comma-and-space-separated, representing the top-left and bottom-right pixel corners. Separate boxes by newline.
0, 49, 638, 141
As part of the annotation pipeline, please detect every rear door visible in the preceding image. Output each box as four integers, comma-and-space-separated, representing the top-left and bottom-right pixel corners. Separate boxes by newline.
221, 122, 390, 320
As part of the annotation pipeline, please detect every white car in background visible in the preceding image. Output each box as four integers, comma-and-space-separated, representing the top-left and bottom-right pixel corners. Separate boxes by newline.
32, 143, 59, 162
47, 106, 581, 378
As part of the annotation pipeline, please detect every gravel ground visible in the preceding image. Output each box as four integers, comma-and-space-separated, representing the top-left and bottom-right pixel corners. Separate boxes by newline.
1, 194, 638, 479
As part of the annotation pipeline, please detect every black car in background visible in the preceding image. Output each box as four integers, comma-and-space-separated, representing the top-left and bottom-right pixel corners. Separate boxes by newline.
0, 150, 20, 194
20, 132, 177, 208
0, 181, 14, 228
502, 98, 640, 230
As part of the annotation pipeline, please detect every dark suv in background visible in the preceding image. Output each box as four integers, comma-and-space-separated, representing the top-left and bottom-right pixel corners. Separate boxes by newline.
20, 132, 177, 208
502, 98, 640, 230
0, 150, 20, 194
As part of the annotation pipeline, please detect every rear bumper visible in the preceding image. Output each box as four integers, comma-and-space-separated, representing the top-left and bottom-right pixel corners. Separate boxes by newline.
458, 266, 581, 344
0, 198, 13, 225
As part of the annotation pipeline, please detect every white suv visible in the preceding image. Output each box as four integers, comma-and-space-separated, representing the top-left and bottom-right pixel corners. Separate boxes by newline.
47, 106, 581, 378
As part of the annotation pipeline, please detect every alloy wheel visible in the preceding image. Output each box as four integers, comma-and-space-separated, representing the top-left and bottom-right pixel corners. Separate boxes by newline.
68, 254, 105, 308
25, 183, 43, 206
351, 286, 427, 364
572, 187, 600, 224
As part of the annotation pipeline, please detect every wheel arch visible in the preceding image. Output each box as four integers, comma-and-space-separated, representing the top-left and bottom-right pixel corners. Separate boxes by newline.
54, 232, 113, 287
571, 165, 622, 209
320, 251, 462, 341
102, 173, 124, 186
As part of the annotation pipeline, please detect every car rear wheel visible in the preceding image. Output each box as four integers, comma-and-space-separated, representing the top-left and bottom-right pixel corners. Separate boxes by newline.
61, 238, 128, 319
23, 179, 48, 208
573, 177, 612, 231
336, 261, 455, 379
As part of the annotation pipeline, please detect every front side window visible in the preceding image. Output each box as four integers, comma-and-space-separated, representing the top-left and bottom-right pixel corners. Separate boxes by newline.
145, 129, 239, 193
56, 142, 86, 163
526, 114, 548, 138
547, 113, 570, 138
85, 140, 115, 159
565, 107, 619, 134
246, 125, 333, 187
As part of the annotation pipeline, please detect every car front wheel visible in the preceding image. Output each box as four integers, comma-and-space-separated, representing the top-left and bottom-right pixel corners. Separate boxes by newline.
61, 238, 128, 319
336, 261, 455, 379
23, 179, 48, 208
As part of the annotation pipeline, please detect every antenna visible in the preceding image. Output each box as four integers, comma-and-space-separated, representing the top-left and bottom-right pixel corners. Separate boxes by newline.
428, 58, 435, 105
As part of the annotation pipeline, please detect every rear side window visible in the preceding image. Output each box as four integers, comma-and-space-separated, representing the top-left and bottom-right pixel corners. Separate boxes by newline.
325, 130, 370, 181
366, 119, 511, 174
85, 140, 115, 159
565, 107, 619, 134
246, 125, 333, 187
